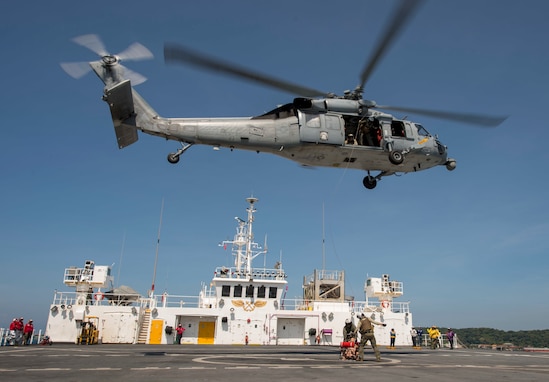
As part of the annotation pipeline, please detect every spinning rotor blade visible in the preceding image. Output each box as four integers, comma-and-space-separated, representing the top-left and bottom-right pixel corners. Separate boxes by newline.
61, 35, 109, 78
117, 42, 154, 62
61, 34, 153, 82
120, 65, 148, 86
358, 0, 423, 92
72, 34, 109, 57
375, 105, 508, 127
60, 61, 93, 79
164, 43, 328, 98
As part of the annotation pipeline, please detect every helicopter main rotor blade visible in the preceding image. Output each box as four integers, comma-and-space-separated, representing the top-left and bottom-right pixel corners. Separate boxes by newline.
164, 43, 328, 98
358, 0, 423, 91
375, 105, 508, 127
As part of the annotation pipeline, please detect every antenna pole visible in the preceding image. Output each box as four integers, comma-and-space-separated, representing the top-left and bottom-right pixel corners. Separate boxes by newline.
117, 231, 126, 288
150, 198, 164, 298
322, 202, 326, 271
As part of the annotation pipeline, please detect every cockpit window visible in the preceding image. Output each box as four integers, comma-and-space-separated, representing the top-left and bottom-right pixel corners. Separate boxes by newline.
415, 124, 430, 137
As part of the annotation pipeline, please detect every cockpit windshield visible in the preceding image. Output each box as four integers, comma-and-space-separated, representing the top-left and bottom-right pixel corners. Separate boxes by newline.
415, 124, 431, 137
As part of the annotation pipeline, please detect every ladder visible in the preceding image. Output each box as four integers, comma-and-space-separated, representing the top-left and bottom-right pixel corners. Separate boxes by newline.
137, 309, 151, 344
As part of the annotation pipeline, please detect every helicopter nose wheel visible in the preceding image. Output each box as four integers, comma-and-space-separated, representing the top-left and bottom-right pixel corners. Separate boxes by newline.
167, 142, 193, 164
363, 175, 377, 189
389, 150, 404, 165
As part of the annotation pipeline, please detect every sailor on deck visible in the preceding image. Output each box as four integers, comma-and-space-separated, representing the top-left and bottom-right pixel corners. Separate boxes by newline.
356, 313, 386, 362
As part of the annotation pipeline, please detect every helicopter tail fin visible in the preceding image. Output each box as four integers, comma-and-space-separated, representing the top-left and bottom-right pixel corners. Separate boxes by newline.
102, 78, 161, 149
103, 80, 139, 149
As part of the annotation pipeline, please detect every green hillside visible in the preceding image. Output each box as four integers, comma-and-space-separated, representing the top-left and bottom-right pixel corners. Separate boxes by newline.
453, 328, 549, 348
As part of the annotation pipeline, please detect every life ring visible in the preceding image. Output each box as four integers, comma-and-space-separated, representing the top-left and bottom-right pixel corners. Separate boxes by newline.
94, 292, 104, 301
381, 300, 390, 308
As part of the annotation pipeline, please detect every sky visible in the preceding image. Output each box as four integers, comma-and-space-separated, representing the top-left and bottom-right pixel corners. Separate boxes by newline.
1, 0, 548, 333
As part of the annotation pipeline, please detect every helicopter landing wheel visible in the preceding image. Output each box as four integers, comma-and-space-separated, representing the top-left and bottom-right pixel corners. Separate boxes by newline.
363, 175, 377, 189
167, 153, 180, 164
389, 150, 404, 165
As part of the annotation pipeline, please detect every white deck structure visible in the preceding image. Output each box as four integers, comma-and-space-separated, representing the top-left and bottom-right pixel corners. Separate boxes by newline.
46, 197, 413, 345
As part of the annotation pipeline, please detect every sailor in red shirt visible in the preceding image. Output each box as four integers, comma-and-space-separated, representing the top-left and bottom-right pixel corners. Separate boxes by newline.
23, 319, 34, 345
175, 324, 185, 344
14, 318, 24, 345
7, 319, 17, 345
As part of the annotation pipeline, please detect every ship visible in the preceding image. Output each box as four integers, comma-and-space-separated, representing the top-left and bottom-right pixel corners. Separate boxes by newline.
46, 197, 413, 345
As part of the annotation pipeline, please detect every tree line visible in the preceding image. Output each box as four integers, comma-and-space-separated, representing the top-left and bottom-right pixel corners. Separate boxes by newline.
454, 328, 549, 348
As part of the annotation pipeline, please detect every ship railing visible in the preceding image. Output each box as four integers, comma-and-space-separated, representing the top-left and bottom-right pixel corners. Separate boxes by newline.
287, 298, 410, 313
0, 328, 46, 346
213, 266, 287, 281
152, 294, 206, 309
51, 291, 149, 308
304, 269, 344, 284
149, 294, 412, 311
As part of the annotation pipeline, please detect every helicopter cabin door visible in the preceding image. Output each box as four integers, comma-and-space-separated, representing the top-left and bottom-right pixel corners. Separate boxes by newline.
298, 111, 345, 145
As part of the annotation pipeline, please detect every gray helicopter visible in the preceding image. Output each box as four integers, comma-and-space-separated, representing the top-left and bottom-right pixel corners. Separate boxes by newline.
61, 0, 505, 189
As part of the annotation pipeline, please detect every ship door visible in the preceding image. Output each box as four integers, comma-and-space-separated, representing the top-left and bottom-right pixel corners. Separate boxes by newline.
299, 111, 345, 145
149, 319, 164, 344
198, 321, 215, 344
276, 318, 306, 345
101, 313, 136, 343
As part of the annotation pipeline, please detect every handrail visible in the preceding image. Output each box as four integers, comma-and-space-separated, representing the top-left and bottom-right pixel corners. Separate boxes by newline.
49, 290, 411, 312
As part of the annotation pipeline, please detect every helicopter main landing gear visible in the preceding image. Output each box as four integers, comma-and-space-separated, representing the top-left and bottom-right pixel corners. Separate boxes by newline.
363, 172, 378, 189
362, 171, 392, 190
167, 142, 193, 164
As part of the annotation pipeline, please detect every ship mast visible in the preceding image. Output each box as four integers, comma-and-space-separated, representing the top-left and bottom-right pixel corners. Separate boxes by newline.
244, 197, 257, 275
221, 197, 266, 277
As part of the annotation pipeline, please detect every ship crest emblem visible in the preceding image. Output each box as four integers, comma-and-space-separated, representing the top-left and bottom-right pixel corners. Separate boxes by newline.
231, 300, 267, 312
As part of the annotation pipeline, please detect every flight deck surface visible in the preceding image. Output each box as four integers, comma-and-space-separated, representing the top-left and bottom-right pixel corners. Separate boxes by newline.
1, 345, 548, 381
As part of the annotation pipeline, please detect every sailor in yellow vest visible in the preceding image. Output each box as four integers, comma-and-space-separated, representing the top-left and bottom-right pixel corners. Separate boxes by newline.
356, 313, 387, 361
427, 326, 441, 349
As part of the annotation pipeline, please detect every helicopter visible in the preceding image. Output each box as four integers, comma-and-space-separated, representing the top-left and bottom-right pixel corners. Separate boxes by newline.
61, 0, 506, 189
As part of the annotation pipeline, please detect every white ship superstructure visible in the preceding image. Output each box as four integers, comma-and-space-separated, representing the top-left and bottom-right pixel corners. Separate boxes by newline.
46, 197, 413, 346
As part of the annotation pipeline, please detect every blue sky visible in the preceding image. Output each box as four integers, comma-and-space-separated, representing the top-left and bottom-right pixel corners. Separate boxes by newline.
1, 0, 548, 333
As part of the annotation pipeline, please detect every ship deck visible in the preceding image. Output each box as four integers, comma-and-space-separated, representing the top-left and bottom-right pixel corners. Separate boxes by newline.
1, 344, 547, 381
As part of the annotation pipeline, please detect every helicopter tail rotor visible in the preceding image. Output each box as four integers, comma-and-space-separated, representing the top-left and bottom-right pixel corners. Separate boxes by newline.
61, 34, 153, 85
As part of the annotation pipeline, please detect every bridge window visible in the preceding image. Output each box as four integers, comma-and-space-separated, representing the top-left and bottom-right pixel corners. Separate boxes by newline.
221, 285, 230, 297
269, 287, 277, 299
246, 285, 254, 298
234, 284, 242, 298
257, 285, 266, 298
